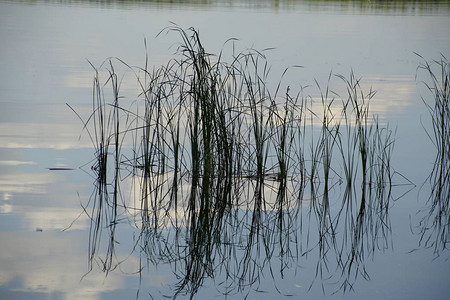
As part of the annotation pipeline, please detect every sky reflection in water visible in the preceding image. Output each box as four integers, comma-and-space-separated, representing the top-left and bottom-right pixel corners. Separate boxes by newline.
0, 0, 449, 299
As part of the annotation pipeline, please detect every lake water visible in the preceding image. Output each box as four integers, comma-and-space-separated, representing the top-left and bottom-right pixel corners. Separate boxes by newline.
1, 0, 450, 299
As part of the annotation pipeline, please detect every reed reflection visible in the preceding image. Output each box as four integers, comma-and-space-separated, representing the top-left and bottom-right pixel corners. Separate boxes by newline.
75, 27, 402, 298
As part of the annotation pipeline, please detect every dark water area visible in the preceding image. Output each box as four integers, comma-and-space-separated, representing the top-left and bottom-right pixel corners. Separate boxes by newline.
0, 0, 449, 299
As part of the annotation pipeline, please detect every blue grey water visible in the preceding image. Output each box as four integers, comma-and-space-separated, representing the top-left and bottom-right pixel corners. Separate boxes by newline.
0, 1, 449, 299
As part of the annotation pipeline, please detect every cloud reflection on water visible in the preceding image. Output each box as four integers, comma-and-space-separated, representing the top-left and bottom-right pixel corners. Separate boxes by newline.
0, 231, 127, 300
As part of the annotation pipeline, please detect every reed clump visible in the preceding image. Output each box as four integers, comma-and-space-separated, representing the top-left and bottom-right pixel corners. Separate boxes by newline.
73, 26, 399, 298
417, 54, 450, 256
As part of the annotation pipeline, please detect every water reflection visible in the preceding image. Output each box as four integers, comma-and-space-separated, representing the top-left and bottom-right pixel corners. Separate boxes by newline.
1, 0, 449, 298
0, 231, 126, 299
85, 161, 402, 297
0, 103, 93, 150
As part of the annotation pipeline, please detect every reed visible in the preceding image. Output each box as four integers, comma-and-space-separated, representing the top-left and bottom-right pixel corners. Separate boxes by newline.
417, 54, 450, 256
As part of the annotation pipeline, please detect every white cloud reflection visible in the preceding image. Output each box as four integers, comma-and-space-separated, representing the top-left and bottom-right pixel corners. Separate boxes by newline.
364, 74, 416, 115
0, 173, 61, 194
0, 160, 36, 166
0, 122, 93, 150
0, 232, 129, 300
25, 208, 89, 231
0, 203, 12, 214
303, 74, 416, 127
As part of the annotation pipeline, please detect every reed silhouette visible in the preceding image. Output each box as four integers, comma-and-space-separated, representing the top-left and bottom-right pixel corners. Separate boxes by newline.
72, 26, 400, 298
416, 54, 450, 257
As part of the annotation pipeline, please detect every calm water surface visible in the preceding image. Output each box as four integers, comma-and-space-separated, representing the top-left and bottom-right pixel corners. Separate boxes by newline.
1, 1, 450, 299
